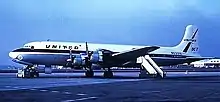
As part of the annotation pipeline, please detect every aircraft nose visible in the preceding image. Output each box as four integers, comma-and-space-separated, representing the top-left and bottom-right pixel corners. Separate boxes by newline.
9, 52, 18, 59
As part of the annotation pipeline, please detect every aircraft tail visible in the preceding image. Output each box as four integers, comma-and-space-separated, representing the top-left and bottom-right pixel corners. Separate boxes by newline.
174, 25, 199, 55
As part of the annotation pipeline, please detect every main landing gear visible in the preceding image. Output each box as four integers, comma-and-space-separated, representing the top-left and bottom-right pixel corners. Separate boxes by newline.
84, 67, 113, 78
103, 68, 113, 78
85, 68, 94, 78
16, 65, 39, 78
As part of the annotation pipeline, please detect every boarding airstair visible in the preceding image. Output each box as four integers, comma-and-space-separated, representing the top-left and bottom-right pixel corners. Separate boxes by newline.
137, 55, 165, 78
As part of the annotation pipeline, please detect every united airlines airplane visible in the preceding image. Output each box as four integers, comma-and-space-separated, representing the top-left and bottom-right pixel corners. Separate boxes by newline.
9, 25, 210, 78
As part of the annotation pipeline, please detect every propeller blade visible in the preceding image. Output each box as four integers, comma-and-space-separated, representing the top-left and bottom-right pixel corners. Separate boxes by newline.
69, 49, 73, 62
86, 42, 89, 56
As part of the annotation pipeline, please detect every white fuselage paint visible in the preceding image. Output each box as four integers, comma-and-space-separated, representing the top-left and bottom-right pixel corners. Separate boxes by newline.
9, 41, 200, 67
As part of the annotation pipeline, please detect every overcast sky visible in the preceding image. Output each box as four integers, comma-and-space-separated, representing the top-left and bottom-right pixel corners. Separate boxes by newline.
0, 0, 220, 65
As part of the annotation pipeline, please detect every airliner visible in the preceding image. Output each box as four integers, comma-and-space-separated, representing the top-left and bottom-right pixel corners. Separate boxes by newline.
9, 25, 210, 78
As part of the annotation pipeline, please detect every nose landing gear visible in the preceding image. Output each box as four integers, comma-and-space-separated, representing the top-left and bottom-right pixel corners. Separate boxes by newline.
16, 65, 39, 78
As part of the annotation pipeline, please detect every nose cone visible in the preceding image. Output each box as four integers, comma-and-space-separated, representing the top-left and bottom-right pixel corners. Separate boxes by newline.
9, 52, 18, 59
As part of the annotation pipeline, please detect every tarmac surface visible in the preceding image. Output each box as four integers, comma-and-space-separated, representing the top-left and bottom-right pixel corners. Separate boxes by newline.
1, 72, 220, 102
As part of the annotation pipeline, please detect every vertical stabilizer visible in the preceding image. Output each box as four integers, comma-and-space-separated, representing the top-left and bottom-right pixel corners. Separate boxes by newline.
174, 25, 199, 54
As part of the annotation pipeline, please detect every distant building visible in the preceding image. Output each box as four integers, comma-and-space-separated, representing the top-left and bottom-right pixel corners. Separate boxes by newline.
191, 59, 220, 68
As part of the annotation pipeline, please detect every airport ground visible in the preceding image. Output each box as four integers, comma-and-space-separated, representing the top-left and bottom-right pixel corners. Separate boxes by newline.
1, 71, 220, 102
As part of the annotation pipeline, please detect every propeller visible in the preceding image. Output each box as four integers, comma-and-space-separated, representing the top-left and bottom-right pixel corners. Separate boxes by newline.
86, 42, 89, 57
69, 48, 73, 62
84, 42, 91, 68
67, 48, 73, 62
66, 48, 74, 67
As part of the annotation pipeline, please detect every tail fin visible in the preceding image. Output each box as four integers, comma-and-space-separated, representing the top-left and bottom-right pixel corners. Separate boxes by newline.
174, 25, 199, 54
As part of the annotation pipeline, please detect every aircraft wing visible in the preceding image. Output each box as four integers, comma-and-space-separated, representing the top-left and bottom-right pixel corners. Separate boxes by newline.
111, 46, 160, 61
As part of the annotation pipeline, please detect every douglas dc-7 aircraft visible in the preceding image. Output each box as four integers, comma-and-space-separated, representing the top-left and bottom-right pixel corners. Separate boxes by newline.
9, 25, 210, 78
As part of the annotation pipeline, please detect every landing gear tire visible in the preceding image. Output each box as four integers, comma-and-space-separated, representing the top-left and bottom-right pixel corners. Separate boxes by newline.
29, 69, 39, 78
36, 72, 39, 77
32, 72, 39, 78
103, 68, 113, 78
85, 70, 94, 78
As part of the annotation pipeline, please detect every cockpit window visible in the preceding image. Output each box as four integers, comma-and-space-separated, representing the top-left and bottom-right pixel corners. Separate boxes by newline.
24, 45, 31, 48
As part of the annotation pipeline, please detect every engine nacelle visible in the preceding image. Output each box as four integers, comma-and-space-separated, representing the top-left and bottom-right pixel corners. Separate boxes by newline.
90, 51, 103, 63
73, 57, 83, 65
66, 54, 85, 67
73, 54, 85, 66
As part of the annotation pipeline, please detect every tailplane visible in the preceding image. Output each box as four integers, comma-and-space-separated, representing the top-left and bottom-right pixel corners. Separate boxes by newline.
174, 25, 199, 55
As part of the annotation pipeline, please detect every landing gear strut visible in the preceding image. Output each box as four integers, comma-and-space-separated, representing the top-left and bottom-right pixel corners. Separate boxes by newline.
103, 68, 113, 78
17, 65, 39, 78
85, 68, 94, 77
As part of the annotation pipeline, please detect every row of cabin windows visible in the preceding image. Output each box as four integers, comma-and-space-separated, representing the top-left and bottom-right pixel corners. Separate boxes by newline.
211, 60, 219, 62
150, 54, 185, 58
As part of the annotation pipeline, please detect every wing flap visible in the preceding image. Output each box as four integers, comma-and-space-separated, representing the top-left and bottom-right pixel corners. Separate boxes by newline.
112, 46, 160, 60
